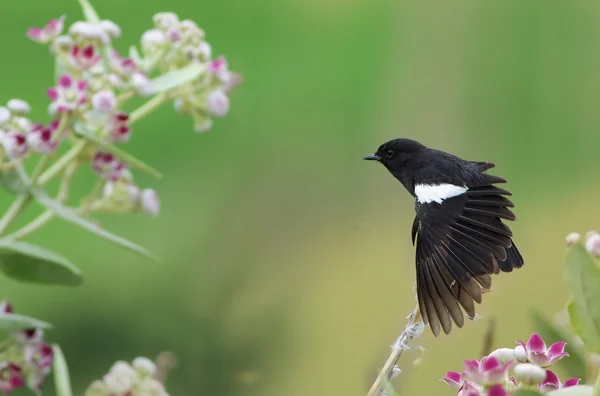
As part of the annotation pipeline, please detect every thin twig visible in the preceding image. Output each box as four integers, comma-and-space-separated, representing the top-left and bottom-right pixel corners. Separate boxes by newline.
367, 305, 424, 396
481, 317, 497, 357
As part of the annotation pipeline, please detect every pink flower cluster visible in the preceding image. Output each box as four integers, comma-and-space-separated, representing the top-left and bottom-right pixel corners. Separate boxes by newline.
440, 334, 577, 395
0, 301, 54, 394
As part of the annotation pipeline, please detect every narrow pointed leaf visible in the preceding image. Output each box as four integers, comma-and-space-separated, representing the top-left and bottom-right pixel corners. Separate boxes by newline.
547, 385, 593, 396
0, 239, 82, 286
564, 244, 600, 353
149, 62, 205, 93
52, 344, 73, 396
0, 313, 51, 330
531, 311, 588, 381
77, 0, 100, 22
74, 128, 162, 179
33, 191, 160, 262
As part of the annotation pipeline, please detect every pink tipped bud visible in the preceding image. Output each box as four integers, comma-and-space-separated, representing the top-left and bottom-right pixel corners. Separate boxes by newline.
27, 123, 58, 153
92, 152, 126, 181
585, 233, 600, 258
207, 90, 229, 117
92, 90, 117, 113
27, 15, 65, 44
140, 189, 160, 216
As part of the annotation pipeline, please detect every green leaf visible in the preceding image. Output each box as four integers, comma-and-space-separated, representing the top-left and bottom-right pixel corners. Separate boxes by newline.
515, 390, 544, 396
149, 62, 205, 93
0, 313, 51, 330
33, 192, 160, 262
594, 371, 600, 396
52, 344, 73, 396
564, 244, 600, 353
77, 0, 100, 22
129, 45, 142, 64
0, 239, 82, 286
0, 168, 27, 194
74, 128, 162, 179
548, 385, 594, 396
531, 311, 588, 382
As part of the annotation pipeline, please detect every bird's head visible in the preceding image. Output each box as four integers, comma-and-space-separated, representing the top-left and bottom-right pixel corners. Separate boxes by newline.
363, 138, 426, 173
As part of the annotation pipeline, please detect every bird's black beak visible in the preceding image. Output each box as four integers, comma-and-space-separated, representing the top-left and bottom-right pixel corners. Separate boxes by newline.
363, 154, 381, 161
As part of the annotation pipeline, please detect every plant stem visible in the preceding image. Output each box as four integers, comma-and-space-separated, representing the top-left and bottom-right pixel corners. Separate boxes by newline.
37, 140, 86, 186
367, 305, 423, 396
129, 93, 166, 125
7, 163, 78, 240
0, 194, 31, 236
29, 114, 71, 184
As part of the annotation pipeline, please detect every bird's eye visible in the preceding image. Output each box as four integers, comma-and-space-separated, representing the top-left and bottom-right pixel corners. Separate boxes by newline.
386, 149, 395, 158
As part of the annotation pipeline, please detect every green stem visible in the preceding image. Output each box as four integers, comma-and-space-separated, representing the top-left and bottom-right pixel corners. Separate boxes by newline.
0, 194, 31, 235
7, 163, 78, 240
129, 93, 167, 125
37, 140, 86, 186
29, 114, 71, 184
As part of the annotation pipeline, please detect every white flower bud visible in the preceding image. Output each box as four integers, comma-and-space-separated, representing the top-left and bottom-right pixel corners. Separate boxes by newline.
108, 74, 125, 89
131, 72, 153, 97
586, 233, 600, 258
194, 119, 213, 133
513, 363, 546, 385
0, 107, 11, 125
197, 41, 212, 60
566, 232, 581, 246
7, 99, 31, 115
207, 90, 229, 117
103, 371, 134, 395
16, 117, 31, 133
100, 20, 121, 39
109, 361, 138, 381
132, 357, 157, 377
153, 12, 180, 30
488, 348, 516, 363
142, 29, 166, 54
85, 380, 108, 396
52, 35, 73, 54
70, 21, 111, 44
513, 346, 528, 362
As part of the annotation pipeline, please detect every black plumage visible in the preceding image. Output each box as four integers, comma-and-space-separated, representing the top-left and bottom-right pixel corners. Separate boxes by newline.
363, 138, 524, 336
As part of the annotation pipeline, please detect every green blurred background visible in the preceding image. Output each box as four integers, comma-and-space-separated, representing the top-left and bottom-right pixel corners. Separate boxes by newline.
1, 0, 600, 395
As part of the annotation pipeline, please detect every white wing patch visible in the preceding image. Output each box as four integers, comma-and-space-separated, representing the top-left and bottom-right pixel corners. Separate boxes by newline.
415, 183, 467, 204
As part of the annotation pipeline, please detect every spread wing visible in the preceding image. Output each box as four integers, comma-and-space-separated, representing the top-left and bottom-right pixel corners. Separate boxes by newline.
412, 171, 523, 336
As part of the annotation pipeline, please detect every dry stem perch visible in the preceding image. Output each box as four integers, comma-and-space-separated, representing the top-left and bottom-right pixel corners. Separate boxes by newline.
367, 305, 424, 396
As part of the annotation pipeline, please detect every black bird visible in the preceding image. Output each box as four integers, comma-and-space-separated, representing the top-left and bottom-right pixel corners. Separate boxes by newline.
363, 138, 523, 336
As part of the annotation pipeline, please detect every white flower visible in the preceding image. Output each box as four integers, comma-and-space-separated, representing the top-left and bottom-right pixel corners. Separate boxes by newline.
132, 73, 153, 97
153, 12, 179, 30
488, 348, 516, 364
566, 232, 581, 246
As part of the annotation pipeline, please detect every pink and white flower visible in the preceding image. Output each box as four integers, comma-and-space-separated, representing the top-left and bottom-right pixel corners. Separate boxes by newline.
47, 74, 88, 113
109, 50, 137, 77
515, 334, 569, 367
107, 112, 132, 142
208, 56, 242, 92
2, 132, 28, 158
0, 300, 13, 314
585, 232, 600, 258
69, 44, 102, 70
92, 152, 127, 181
539, 370, 580, 393
441, 371, 463, 390
92, 90, 117, 113
27, 15, 65, 44
0, 363, 24, 393
27, 122, 59, 153
140, 189, 160, 216
462, 356, 512, 386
